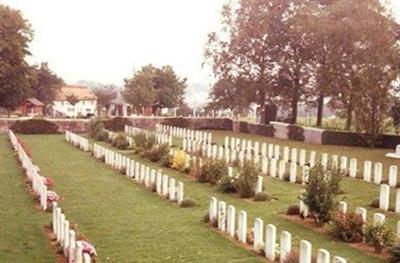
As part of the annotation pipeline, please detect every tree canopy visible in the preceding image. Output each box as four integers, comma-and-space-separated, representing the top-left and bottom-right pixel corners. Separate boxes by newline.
123, 64, 186, 114
0, 4, 34, 112
30, 62, 64, 105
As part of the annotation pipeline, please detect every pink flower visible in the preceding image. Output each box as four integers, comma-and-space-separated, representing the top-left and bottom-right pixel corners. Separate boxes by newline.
46, 191, 60, 202
81, 241, 97, 256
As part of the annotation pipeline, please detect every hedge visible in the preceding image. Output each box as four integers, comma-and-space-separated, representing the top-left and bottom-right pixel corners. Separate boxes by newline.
11, 119, 59, 134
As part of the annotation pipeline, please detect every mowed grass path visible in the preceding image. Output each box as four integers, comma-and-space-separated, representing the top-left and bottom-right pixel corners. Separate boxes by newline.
98, 135, 388, 263
22, 134, 262, 262
0, 136, 54, 262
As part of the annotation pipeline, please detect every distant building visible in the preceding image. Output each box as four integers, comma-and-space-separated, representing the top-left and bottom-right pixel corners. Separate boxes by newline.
53, 85, 97, 118
107, 94, 134, 117
16, 98, 45, 116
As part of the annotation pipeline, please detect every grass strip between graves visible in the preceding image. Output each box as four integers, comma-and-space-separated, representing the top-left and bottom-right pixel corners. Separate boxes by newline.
101, 132, 390, 263
0, 135, 54, 262
21, 134, 263, 262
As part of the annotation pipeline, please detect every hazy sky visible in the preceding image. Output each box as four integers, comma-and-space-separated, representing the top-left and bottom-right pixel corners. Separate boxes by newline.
3, 0, 400, 106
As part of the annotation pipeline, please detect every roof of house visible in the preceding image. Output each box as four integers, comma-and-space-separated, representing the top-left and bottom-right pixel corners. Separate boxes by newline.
25, 98, 44, 106
55, 85, 97, 101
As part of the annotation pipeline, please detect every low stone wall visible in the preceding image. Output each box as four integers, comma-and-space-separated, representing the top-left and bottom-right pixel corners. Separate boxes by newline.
2, 117, 400, 148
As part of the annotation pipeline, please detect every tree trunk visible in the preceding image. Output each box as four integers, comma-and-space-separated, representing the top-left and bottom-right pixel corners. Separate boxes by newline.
345, 102, 353, 130
316, 94, 324, 127
290, 98, 298, 124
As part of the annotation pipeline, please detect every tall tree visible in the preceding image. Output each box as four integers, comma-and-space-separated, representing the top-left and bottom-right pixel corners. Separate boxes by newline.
0, 4, 34, 114
31, 62, 64, 105
123, 64, 186, 114
92, 84, 118, 111
205, 0, 290, 124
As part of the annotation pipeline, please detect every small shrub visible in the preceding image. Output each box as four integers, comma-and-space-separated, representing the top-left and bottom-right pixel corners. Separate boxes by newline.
111, 134, 129, 150
389, 243, 400, 263
94, 130, 108, 141
370, 198, 380, 208
103, 117, 130, 131
132, 132, 147, 151
235, 160, 258, 198
171, 150, 187, 171
254, 192, 270, 202
286, 204, 300, 215
179, 198, 197, 208
302, 164, 339, 225
200, 158, 227, 185
365, 223, 394, 253
144, 143, 170, 163
11, 119, 59, 134
330, 212, 364, 243
216, 175, 236, 193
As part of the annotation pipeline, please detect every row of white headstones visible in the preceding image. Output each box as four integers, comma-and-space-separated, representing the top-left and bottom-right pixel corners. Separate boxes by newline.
125, 125, 173, 147
9, 130, 48, 211
209, 196, 347, 263
65, 131, 185, 205
155, 124, 213, 144
157, 124, 399, 188
52, 202, 92, 263
9, 130, 91, 263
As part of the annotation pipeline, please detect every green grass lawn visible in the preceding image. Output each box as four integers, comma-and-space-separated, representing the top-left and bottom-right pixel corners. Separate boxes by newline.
102, 132, 397, 263
21, 134, 262, 262
0, 135, 54, 262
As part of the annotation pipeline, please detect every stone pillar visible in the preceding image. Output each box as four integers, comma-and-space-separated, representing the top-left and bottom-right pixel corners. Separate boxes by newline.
238, 210, 247, 243
256, 176, 263, 193
379, 184, 390, 211
270, 158, 277, 177
355, 207, 367, 222
261, 157, 268, 175
333, 256, 347, 263
227, 205, 236, 237
265, 224, 276, 261
218, 201, 227, 232
280, 231, 291, 263
338, 201, 347, 214
162, 175, 169, 197
349, 158, 357, 178
389, 165, 398, 187
373, 212, 385, 226
374, 163, 382, 184
209, 197, 218, 224
299, 240, 312, 263
290, 163, 297, 183
283, 147, 290, 162
177, 182, 184, 205
317, 249, 330, 263
169, 178, 176, 201
254, 218, 264, 250
279, 160, 286, 181
363, 161, 372, 182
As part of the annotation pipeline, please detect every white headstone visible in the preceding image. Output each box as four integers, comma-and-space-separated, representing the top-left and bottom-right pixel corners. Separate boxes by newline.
227, 205, 235, 237
373, 212, 385, 226
280, 231, 291, 263
374, 163, 383, 184
389, 165, 398, 187
218, 201, 227, 231
265, 224, 276, 261
317, 249, 330, 263
238, 210, 247, 243
299, 240, 312, 263
379, 184, 390, 211
254, 218, 264, 250
363, 161, 372, 182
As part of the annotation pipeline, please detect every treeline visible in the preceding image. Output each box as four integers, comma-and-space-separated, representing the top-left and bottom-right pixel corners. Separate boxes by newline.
205, 0, 400, 145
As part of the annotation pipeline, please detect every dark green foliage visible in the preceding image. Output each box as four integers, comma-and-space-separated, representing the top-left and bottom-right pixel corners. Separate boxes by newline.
132, 132, 147, 152
88, 119, 107, 141
144, 143, 170, 163
11, 119, 59, 134
254, 192, 270, 202
389, 243, 400, 263
111, 134, 129, 150
216, 175, 236, 193
330, 213, 364, 242
301, 164, 339, 225
199, 158, 227, 185
235, 160, 258, 198
365, 223, 394, 253
286, 205, 300, 215
179, 198, 197, 208
103, 117, 130, 132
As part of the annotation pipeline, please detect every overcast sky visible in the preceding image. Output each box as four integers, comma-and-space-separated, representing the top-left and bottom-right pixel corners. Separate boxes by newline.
3, 0, 400, 106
